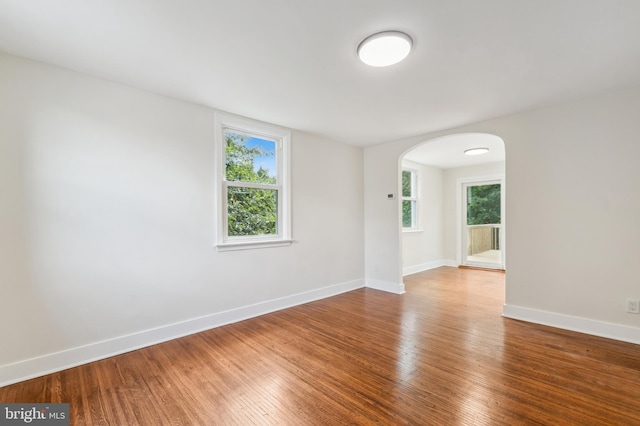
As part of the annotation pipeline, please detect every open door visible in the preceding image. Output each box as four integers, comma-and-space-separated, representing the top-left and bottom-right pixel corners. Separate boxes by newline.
461, 179, 505, 269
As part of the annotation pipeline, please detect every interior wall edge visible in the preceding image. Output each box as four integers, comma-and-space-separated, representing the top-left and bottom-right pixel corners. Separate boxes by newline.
365, 279, 406, 295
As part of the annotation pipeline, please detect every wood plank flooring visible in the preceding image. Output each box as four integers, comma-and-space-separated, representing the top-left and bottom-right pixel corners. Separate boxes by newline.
2, 267, 639, 425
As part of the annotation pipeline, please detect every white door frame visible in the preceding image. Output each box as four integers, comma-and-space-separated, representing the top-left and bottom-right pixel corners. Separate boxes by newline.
456, 175, 506, 269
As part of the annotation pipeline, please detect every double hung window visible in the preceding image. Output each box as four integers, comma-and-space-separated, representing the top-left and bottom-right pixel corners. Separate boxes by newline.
215, 114, 291, 250
402, 169, 418, 231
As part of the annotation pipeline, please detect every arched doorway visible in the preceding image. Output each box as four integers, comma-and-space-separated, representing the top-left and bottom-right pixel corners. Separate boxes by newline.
399, 133, 505, 275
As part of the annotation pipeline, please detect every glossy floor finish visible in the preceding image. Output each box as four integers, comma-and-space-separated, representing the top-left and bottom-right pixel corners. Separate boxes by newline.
2, 267, 639, 425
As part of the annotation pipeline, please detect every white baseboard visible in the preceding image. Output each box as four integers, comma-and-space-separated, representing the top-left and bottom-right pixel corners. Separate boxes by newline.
403, 259, 457, 276
0, 279, 365, 387
365, 279, 405, 294
503, 304, 640, 345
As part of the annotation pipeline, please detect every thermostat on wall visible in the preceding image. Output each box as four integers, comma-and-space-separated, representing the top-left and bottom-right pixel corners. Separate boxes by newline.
387, 193, 395, 199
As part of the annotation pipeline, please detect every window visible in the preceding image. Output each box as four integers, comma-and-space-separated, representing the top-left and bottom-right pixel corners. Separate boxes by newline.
215, 113, 291, 251
402, 169, 418, 230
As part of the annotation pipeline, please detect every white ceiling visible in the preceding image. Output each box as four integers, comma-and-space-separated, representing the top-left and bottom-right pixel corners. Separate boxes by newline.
1, 1, 640, 147
404, 133, 505, 169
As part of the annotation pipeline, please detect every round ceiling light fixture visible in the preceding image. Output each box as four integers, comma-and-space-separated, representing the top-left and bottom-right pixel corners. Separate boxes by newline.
464, 147, 490, 156
357, 31, 413, 67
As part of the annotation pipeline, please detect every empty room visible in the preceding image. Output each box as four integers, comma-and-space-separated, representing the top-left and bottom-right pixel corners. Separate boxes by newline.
1, 1, 639, 425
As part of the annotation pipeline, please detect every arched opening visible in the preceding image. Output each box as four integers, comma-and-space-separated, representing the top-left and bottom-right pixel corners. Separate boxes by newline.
398, 133, 505, 277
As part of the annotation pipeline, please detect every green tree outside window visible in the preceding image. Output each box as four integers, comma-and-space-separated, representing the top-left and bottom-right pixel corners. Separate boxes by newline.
225, 131, 278, 236
466, 184, 500, 225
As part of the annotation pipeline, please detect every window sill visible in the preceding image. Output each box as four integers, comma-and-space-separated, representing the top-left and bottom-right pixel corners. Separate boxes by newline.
402, 229, 423, 235
216, 239, 293, 252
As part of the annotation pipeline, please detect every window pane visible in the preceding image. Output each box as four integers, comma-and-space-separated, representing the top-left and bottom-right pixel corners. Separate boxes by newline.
402, 200, 415, 228
466, 184, 501, 225
225, 131, 277, 184
228, 187, 278, 236
402, 170, 412, 197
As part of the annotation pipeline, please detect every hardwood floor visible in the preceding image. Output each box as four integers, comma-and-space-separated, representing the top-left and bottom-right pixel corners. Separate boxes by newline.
2, 267, 639, 425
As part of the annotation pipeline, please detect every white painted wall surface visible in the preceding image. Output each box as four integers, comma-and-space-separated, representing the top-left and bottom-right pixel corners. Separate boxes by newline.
363, 143, 405, 288
502, 89, 639, 332
0, 53, 364, 379
400, 160, 445, 274
442, 162, 505, 262
364, 86, 640, 341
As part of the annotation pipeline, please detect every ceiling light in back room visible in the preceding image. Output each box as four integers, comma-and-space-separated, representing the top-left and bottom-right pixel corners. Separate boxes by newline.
357, 31, 412, 67
464, 147, 490, 156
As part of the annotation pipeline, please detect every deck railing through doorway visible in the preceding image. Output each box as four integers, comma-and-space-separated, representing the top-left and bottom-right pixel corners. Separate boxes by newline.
467, 224, 500, 255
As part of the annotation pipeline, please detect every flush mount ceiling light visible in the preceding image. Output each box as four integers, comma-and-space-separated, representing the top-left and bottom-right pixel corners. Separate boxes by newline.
464, 147, 490, 156
357, 31, 413, 67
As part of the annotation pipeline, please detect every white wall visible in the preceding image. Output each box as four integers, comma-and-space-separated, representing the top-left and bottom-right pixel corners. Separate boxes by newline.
442, 162, 505, 262
0, 53, 364, 384
401, 160, 445, 275
365, 86, 640, 343
364, 144, 406, 290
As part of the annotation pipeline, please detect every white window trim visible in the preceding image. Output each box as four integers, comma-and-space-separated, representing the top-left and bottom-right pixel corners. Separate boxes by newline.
214, 113, 292, 251
402, 168, 420, 232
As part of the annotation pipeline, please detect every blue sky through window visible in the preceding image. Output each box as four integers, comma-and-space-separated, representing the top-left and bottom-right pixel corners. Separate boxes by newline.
246, 137, 276, 178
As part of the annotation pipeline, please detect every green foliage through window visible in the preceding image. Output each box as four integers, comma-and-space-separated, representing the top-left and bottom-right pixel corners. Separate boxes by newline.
466, 184, 501, 225
402, 200, 414, 227
402, 170, 412, 197
227, 187, 277, 236
225, 130, 278, 237
226, 131, 276, 184
402, 169, 416, 228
